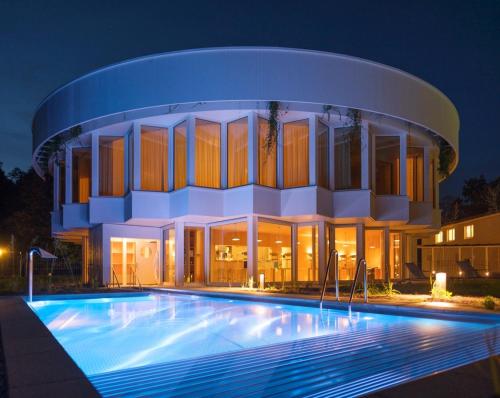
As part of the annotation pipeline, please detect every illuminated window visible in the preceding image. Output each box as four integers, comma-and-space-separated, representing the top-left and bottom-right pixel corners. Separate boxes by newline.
164, 229, 175, 284
195, 119, 221, 188
210, 222, 248, 283
407, 147, 424, 202
227, 118, 248, 188
365, 229, 385, 280
376, 136, 400, 195
464, 224, 474, 239
72, 148, 91, 203
297, 225, 318, 282
447, 228, 455, 242
257, 221, 292, 283
283, 119, 309, 188
99, 136, 124, 197
335, 227, 357, 280
335, 128, 361, 190
258, 118, 277, 187
141, 125, 168, 191
435, 231, 443, 244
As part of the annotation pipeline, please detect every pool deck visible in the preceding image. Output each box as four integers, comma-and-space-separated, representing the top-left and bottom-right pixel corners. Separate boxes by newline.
0, 296, 99, 398
0, 290, 498, 397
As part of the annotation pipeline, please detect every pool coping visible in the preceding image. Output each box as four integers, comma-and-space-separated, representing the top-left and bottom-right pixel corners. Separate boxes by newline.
0, 296, 100, 398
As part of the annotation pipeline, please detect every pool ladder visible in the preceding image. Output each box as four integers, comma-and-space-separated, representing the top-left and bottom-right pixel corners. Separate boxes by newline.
319, 250, 368, 312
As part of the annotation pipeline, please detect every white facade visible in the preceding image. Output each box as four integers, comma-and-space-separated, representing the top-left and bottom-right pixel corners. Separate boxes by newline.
32, 48, 459, 287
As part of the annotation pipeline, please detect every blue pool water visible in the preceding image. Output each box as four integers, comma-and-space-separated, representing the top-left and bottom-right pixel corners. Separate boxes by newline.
29, 292, 499, 397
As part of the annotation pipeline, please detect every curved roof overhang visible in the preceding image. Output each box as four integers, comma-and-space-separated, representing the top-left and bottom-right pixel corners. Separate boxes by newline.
32, 47, 459, 177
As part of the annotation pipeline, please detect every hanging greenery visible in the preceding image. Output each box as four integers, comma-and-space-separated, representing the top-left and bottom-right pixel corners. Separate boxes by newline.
438, 139, 454, 178
264, 101, 280, 153
37, 125, 83, 175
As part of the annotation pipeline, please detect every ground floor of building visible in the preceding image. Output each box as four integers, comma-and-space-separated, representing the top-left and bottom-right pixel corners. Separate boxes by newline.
81, 216, 422, 287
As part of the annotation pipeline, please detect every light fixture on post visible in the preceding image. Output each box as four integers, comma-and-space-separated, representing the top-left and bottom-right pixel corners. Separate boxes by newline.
435, 272, 447, 292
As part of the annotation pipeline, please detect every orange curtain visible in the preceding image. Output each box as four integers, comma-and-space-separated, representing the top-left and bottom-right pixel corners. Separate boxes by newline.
316, 122, 329, 189
283, 119, 309, 188
258, 118, 276, 187
407, 147, 424, 201
141, 126, 168, 191
99, 136, 124, 196
72, 148, 91, 203
228, 118, 248, 187
195, 119, 220, 188
174, 122, 187, 190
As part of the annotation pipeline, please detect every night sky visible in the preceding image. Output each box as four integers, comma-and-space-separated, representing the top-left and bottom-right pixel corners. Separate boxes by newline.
1, 0, 498, 197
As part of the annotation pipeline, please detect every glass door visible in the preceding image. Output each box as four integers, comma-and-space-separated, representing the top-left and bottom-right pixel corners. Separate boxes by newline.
184, 227, 205, 284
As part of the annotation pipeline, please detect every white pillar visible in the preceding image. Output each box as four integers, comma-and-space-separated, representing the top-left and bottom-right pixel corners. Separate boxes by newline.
221, 122, 228, 188
175, 222, 185, 286
248, 112, 258, 184
247, 215, 258, 283
400, 133, 407, 196
91, 134, 99, 197
309, 117, 316, 186
133, 123, 141, 191
65, 147, 72, 204
361, 121, 369, 190
187, 117, 196, 186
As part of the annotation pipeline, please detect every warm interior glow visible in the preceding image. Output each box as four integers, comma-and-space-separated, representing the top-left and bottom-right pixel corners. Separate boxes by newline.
258, 118, 276, 187
257, 222, 292, 283
99, 136, 125, 197
335, 227, 357, 280
174, 121, 187, 190
72, 147, 91, 203
297, 225, 318, 282
283, 119, 309, 188
407, 147, 424, 202
210, 222, 247, 284
365, 229, 385, 280
141, 125, 168, 192
184, 227, 204, 283
164, 229, 175, 284
335, 127, 361, 189
195, 119, 221, 188
316, 121, 329, 189
227, 117, 248, 188
376, 136, 400, 195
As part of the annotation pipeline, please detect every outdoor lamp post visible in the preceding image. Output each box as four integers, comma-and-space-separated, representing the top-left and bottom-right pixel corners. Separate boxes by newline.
28, 247, 57, 302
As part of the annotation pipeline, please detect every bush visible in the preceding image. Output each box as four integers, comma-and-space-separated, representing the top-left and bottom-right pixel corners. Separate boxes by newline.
483, 296, 496, 310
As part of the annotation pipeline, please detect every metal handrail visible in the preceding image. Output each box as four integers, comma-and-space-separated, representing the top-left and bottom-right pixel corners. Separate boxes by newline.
129, 266, 143, 291
319, 249, 339, 308
348, 258, 368, 313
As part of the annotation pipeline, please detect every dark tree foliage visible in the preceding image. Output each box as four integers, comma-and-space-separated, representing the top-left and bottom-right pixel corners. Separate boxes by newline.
441, 175, 500, 224
0, 164, 53, 254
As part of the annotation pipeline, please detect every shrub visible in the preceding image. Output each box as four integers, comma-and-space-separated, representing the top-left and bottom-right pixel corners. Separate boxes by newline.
483, 296, 496, 310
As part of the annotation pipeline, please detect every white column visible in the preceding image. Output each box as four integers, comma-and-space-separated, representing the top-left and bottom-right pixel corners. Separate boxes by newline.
175, 221, 185, 286
247, 215, 258, 283
53, 162, 60, 211
277, 122, 283, 189
168, 125, 175, 191
248, 112, 258, 184
400, 133, 407, 196
91, 134, 99, 197
221, 122, 228, 188
329, 126, 335, 190
361, 121, 369, 190
318, 221, 326, 283
65, 147, 72, 204
309, 117, 316, 186
187, 117, 196, 186
133, 123, 141, 191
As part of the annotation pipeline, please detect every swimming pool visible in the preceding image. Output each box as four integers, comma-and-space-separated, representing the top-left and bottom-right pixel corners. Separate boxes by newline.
29, 292, 499, 397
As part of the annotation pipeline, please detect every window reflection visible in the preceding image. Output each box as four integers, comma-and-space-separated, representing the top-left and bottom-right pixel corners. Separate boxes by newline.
99, 136, 124, 197
376, 136, 400, 195
141, 126, 168, 192
335, 227, 357, 280
297, 225, 318, 282
174, 121, 187, 190
335, 128, 361, 190
316, 122, 329, 189
365, 229, 385, 280
283, 119, 309, 188
407, 147, 424, 201
72, 148, 91, 203
228, 118, 248, 188
195, 119, 220, 188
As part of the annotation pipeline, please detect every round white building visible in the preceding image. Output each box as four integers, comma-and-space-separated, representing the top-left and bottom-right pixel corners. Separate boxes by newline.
32, 47, 459, 287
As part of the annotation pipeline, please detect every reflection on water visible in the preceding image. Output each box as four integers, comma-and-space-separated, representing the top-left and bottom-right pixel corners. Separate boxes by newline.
29, 293, 483, 376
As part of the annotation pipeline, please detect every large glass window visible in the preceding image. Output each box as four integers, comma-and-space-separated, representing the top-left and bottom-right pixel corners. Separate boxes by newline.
316, 121, 329, 189
283, 119, 309, 188
297, 225, 318, 282
164, 229, 175, 284
99, 136, 124, 196
227, 118, 248, 188
335, 227, 357, 280
335, 128, 361, 190
174, 121, 187, 190
365, 229, 385, 280
257, 221, 292, 283
128, 131, 134, 191
258, 118, 277, 187
389, 232, 401, 279
184, 227, 204, 283
195, 119, 220, 188
72, 148, 91, 203
141, 125, 168, 191
110, 238, 160, 285
407, 147, 424, 201
375, 136, 400, 195
210, 222, 248, 284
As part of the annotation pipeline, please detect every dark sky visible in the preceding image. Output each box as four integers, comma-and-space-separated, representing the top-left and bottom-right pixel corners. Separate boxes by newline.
0, 0, 498, 197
